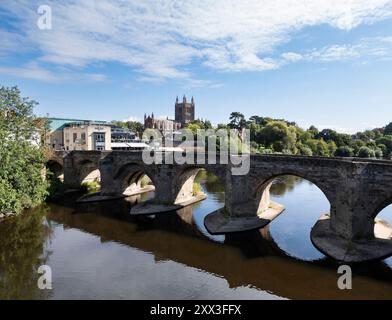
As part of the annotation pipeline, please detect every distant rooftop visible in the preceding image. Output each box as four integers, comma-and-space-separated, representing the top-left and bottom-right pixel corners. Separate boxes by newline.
46, 117, 108, 131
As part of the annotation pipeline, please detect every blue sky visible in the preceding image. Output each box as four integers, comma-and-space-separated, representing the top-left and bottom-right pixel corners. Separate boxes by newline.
1, 0, 392, 133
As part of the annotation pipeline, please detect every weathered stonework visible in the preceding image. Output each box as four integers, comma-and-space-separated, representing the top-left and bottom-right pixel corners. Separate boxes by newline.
51, 151, 392, 262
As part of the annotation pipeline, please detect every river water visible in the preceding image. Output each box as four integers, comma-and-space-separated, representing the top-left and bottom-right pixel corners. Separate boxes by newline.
0, 173, 391, 300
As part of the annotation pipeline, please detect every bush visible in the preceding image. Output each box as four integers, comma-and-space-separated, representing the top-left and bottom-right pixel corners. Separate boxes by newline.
0, 87, 49, 215
334, 146, 354, 157
297, 143, 313, 156
81, 181, 101, 193
46, 177, 66, 201
375, 149, 383, 159
357, 146, 375, 158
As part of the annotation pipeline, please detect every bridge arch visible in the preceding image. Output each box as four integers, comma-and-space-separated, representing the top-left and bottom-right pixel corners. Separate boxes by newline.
78, 159, 101, 184
114, 162, 155, 196
370, 197, 392, 240
254, 172, 334, 217
254, 173, 332, 260
173, 166, 226, 205
46, 160, 64, 180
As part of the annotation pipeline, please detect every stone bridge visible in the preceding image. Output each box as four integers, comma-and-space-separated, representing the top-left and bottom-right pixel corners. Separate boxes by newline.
50, 150, 392, 262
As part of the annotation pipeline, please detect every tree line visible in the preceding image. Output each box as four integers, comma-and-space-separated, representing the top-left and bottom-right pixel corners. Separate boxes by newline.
183, 112, 392, 159
113, 112, 392, 159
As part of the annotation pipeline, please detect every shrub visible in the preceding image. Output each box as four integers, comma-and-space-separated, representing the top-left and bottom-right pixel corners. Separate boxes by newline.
81, 181, 100, 193
375, 149, 383, 159
0, 87, 49, 215
357, 146, 375, 158
334, 146, 354, 157
46, 177, 66, 201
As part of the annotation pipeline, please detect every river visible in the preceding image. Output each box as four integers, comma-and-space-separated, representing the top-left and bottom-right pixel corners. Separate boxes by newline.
0, 172, 391, 300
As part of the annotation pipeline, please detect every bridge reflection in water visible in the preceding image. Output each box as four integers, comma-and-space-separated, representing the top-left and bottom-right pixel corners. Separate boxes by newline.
24, 174, 391, 299
1, 173, 392, 299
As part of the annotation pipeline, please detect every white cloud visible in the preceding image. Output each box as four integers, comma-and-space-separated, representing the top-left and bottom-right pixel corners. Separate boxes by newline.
1, 0, 392, 81
0, 63, 57, 81
281, 52, 303, 62
280, 36, 392, 64
309, 44, 362, 61
0, 62, 107, 82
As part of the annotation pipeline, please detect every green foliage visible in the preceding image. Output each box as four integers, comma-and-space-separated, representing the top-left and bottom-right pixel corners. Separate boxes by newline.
228, 112, 246, 130
0, 206, 50, 299
192, 182, 203, 196
81, 181, 101, 193
221, 110, 392, 160
186, 119, 212, 130
297, 143, 313, 156
335, 146, 354, 157
357, 146, 375, 158
384, 122, 392, 136
185, 122, 203, 135
259, 121, 297, 153
140, 175, 152, 187
111, 120, 144, 137
0, 86, 49, 215
376, 136, 392, 156
46, 177, 66, 201
375, 148, 383, 159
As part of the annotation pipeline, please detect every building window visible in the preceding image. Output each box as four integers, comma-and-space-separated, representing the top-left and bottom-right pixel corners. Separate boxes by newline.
81, 132, 86, 142
95, 133, 105, 142
93, 133, 106, 150
73, 133, 77, 142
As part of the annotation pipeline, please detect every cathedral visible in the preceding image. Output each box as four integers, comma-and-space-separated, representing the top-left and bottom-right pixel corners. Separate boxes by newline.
175, 95, 195, 126
144, 95, 195, 133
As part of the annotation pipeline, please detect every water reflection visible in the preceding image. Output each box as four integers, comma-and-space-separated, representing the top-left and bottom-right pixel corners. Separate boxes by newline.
0, 207, 51, 300
0, 173, 391, 299
269, 176, 328, 261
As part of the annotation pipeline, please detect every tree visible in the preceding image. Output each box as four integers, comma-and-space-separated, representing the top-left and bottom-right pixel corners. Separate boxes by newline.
376, 136, 392, 156
335, 146, 354, 157
327, 141, 337, 156
375, 148, 383, 159
297, 143, 313, 156
185, 122, 202, 135
384, 122, 392, 136
111, 120, 144, 137
350, 139, 366, 155
228, 112, 246, 130
217, 123, 229, 130
307, 125, 319, 138
249, 115, 268, 126
316, 129, 338, 143
259, 121, 297, 153
377, 144, 388, 156
305, 138, 330, 156
357, 146, 375, 158
0, 86, 48, 215
186, 119, 212, 130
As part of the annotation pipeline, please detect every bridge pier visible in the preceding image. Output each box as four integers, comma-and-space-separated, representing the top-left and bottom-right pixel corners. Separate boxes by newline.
204, 175, 285, 235
55, 151, 392, 263
311, 188, 392, 263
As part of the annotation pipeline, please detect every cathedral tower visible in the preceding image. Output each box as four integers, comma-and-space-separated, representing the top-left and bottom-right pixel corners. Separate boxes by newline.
175, 95, 195, 126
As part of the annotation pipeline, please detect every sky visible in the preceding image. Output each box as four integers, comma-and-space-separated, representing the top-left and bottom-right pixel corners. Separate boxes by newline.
1, 0, 392, 133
